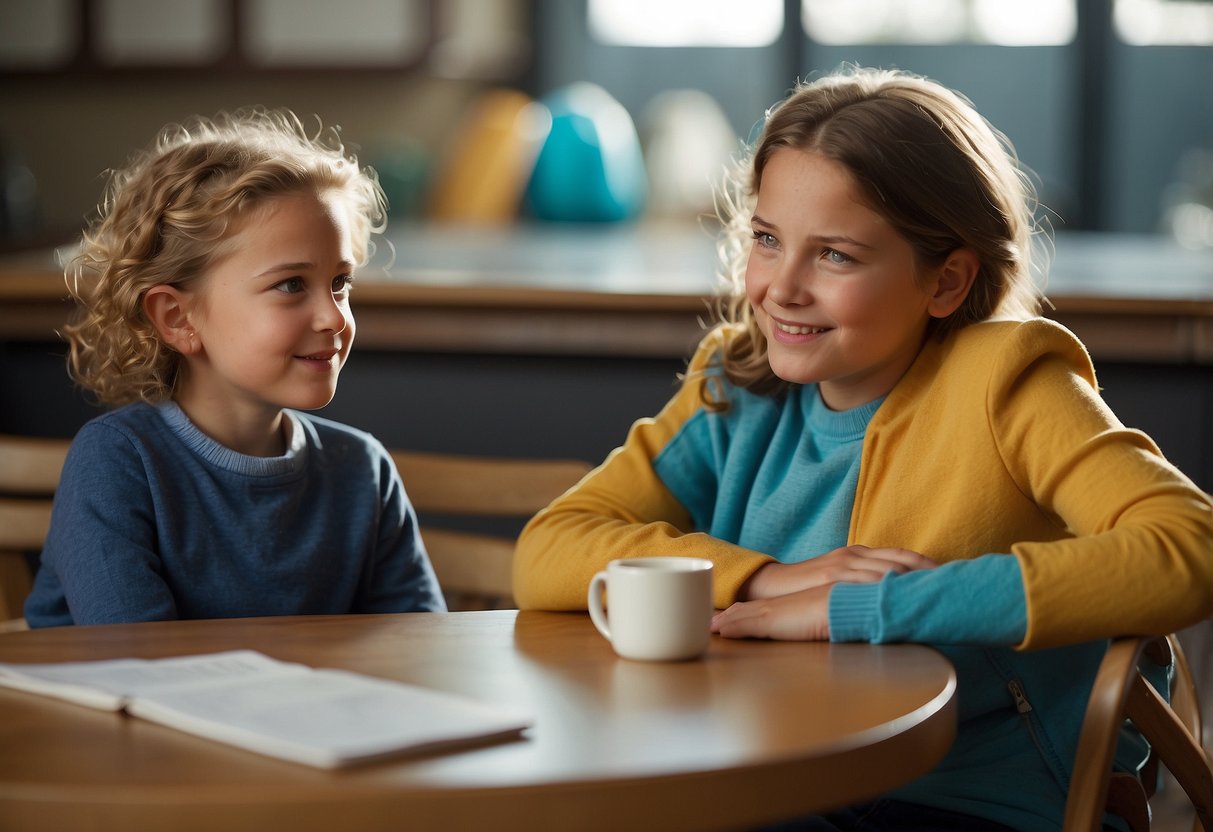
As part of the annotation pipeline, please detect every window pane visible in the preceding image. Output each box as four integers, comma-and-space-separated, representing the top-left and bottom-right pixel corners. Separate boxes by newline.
588, 0, 783, 47
245, 0, 428, 66
802, 0, 1075, 45
0, 0, 77, 68
96, 0, 228, 65
1114, 0, 1213, 45
973, 0, 1076, 46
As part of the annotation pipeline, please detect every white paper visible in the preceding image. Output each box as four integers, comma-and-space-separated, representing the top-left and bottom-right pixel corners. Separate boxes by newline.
0, 651, 532, 768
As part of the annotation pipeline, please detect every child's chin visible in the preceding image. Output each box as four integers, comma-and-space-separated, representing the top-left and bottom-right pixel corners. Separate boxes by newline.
766, 359, 819, 386
288, 390, 339, 412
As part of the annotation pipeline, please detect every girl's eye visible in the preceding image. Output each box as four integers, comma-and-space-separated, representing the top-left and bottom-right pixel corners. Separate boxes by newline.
752, 230, 778, 249
274, 277, 305, 294
824, 248, 853, 265
332, 274, 354, 293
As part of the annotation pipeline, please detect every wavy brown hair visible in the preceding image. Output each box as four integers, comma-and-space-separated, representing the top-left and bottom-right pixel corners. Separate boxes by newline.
63, 108, 388, 406
706, 65, 1048, 402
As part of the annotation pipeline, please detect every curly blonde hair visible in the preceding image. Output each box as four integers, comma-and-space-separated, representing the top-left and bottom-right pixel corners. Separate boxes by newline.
707, 65, 1048, 402
63, 108, 388, 406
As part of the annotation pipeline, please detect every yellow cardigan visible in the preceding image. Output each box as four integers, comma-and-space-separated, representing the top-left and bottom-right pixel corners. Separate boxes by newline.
514, 318, 1213, 650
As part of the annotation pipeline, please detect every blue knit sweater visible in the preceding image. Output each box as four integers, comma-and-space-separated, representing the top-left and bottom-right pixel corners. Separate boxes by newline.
26, 402, 446, 626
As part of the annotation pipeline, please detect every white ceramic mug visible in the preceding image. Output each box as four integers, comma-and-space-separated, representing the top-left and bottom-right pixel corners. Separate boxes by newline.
587, 557, 714, 661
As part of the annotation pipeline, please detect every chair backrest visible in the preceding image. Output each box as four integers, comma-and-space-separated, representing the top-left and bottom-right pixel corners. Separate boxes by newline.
1064, 633, 1213, 832
390, 449, 591, 611
0, 434, 71, 628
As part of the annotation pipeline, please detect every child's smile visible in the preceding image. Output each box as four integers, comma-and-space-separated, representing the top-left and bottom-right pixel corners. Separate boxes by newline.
768, 316, 831, 343
295, 349, 342, 369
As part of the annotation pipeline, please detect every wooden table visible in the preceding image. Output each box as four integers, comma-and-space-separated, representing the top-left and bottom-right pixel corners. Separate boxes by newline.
0, 610, 957, 832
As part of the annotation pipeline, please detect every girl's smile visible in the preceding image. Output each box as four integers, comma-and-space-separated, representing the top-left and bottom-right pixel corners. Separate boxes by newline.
295, 349, 341, 369
768, 315, 832, 342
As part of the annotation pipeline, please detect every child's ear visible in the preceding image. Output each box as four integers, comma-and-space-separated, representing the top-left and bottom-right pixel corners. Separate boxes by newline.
143, 286, 200, 355
927, 248, 980, 319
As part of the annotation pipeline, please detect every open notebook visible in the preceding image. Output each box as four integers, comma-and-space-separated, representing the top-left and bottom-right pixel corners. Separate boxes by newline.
0, 650, 532, 769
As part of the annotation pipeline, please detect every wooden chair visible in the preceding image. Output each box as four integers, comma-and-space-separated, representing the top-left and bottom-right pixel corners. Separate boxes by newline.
0, 434, 70, 630
1064, 633, 1213, 831
390, 449, 591, 611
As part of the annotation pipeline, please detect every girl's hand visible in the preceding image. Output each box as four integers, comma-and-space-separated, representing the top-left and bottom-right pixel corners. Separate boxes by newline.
711, 586, 832, 641
739, 545, 937, 601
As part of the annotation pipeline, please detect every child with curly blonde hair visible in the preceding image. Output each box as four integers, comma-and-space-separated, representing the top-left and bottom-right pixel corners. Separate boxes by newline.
514, 67, 1213, 830
26, 109, 445, 626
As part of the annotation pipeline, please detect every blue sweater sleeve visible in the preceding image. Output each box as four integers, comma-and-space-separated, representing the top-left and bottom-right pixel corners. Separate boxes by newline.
353, 442, 446, 614
829, 553, 1027, 646
27, 421, 179, 626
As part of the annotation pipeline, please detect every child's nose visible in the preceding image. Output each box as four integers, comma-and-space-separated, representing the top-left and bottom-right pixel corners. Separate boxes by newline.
768, 260, 813, 306
314, 294, 350, 332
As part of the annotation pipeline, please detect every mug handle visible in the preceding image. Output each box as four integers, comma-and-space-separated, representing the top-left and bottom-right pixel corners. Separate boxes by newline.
587, 570, 611, 640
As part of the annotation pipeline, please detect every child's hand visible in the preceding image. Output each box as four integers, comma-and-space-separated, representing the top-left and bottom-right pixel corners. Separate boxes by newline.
711, 586, 832, 641
739, 545, 936, 601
